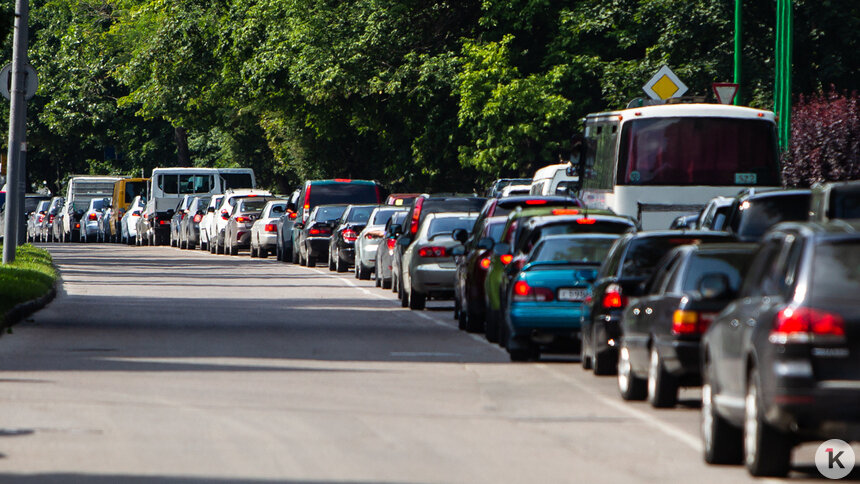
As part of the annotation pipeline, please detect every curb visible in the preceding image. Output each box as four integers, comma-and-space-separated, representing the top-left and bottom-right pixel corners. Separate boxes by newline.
1, 262, 61, 331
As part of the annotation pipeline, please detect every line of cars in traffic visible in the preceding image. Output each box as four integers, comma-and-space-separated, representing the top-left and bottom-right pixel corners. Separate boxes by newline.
28, 166, 860, 478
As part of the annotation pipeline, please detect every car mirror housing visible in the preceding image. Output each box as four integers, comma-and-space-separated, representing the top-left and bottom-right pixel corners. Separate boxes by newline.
477, 237, 494, 250
452, 228, 469, 244
450, 245, 466, 257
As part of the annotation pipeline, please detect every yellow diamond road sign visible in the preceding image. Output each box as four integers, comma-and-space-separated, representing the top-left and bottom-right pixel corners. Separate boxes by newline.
643, 65, 688, 100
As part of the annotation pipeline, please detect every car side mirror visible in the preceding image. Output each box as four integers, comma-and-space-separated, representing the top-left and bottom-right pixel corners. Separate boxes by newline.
452, 228, 468, 244
294, 222, 305, 230
398, 236, 412, 247
477, 237, 494, 250
698, 273, 733, 299
389, 224, 402, 237
450, 245, 466, 256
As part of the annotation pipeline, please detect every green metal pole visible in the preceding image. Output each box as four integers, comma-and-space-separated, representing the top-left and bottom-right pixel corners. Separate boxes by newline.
734, 0, 743, 105
775, 0, 792, 150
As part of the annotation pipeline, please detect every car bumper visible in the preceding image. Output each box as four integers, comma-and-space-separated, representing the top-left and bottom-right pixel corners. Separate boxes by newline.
412, 264, 457, 293
592, 312, 622, 354
258, 233, 278, 248
307, 237, 330, 257
655, 339, 702, 384
763, 381, 860, 441
509, 303, 585, 335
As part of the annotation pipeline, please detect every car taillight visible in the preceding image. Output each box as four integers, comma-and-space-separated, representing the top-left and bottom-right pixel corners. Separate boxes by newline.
132, 211, 141, 217
602, 283, 627, 309
525, 199, 547, 205
576, 218, 597, 225
302, 186, 311, 220
38, 214, 44, 222
159, 220, 170, 225
180, 212, 186, 220
309, 227, 331, 236
343, 229, 358, 242
513, 280, 554, 302
386, 238, 397, 250
418, 246, 447, 257
75, 223, 81, 229
552, 209, 580, 215
221, 211, 230, 220
410, 197, 424, 235
480, 257, 491, 269
193, 214, 203, 223
289, 211, 298, 220
265, 224, 277, 232
88, 213, 98, 221
235, 216, 251, 223
49, 215, 55, 223
770, 307, 846, 344
499, 254, 513, 265
672, 310, 703, 335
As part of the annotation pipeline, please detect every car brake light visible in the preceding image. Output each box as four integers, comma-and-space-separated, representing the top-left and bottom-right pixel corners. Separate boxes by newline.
343, 229, 358, 242
265, 224, 277, 232
552, 209, 580, 215
88, 213, 98, 221
386, 238, 397, 250
334, 178, 352, 183
247, 194, 257, 197
235, 216, 251, 223
289, 211, 297, 220
672, 310, 703, 335
770, 307, 846, 344
38, 214, 44, 222
193, 214, 203, 223
309, 227, 331, 236
132, 211, 141, 217
410, 197, 424, 236
75, 223, 81, 229
602, 283, 627, 309
180, 212, 186, 220
480, 257, 491, 269
512, 280, 554, 302
576, 218, 597, 225
525, 200, 547, 205
418, 246, 447, 257
499, 254, 513, 265
221, 210, 230, 220
49, 215, 55, 223
302, 186, 311, 220
159, 220, 170, 225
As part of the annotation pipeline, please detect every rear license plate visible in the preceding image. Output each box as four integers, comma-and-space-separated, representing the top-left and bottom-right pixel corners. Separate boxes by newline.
558, 288, 587, 301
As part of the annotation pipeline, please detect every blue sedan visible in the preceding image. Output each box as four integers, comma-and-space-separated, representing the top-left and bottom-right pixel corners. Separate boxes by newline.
502, 233, 620, 361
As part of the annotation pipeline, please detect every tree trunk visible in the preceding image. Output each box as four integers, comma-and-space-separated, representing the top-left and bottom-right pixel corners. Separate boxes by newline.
174, 126, 190, 166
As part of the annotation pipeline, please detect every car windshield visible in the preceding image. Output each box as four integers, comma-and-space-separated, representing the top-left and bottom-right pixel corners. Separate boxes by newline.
810, 240, 860, 303
238, 199, 269, 212
532, 236, 618, 263
427, 216, 477, 238
621, 236, 724, 279
372, 208, 403, 225
90, 199, 107, 211
347, 206, 376, 223
732, 194, 810, 240
681, 251, 753, 293
313, 206, 347, 222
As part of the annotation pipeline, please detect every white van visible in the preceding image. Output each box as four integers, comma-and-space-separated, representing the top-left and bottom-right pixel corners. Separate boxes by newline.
143, 168, 221, 245
529, 163, 579, 196
61, 175, 122, 242
217, 168, 256, 190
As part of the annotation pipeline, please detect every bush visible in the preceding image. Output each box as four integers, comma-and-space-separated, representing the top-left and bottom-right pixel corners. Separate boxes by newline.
783, 88, 860, 187
0, 244, 57, 319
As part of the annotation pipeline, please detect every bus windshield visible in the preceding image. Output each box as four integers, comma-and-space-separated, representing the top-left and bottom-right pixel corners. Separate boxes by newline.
617, 117, 779, 186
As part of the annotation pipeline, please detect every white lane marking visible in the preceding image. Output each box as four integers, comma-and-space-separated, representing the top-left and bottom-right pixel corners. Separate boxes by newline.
536, 363, 702, 451
390, 352, 461, 357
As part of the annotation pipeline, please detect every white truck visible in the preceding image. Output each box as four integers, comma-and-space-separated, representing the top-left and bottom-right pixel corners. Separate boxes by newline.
60, 176, 121, 242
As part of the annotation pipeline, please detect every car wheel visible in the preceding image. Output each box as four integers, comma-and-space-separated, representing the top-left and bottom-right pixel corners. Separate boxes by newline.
647, 345, 679, 408
507, 339, 538, 362
357, 262, 370, 279
744, 370, 792, 477
617, 341, 646, 400
328, 251, 336, 271
259, 246, 268, 258
250, 245, 258, 258
399, 279, 409, 308
409, 287, 426, 310
702, 361, 743, 465
292, 246, 299, 264
230, 240, 239, 256
307, 255, 317, 267
457, 305, 469, 330
592, 324, 616, 376
381, 276, 391, 290
581, 334, 593, 370
209, 240, 216, 253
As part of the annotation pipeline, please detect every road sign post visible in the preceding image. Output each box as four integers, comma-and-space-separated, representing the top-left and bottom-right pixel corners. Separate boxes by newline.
3, 0, 31, 264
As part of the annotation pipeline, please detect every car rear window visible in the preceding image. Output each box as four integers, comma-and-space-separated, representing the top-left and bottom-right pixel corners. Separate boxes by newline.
486, 221, 507, 241
313, 205, 347, 222
309, 183, 379, 207
621, 235, 727, 279
541, 219, 635, 238
347, 206, 376, 223
428, 216, 477, 238
732, 194, 810, 239
532, 236, 619, 263
372, 208, 403, 225
238, 199, 269, 212
681, 251, 753, 293
810, 240, 860, 302
124, 181, 147, 204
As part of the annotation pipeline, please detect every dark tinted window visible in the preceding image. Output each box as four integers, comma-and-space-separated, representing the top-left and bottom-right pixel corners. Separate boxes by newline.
621, 236, 726, 279
372, 208, 403, 225
731, 194, 810, 240
532, 236, 618, 263
238, 199, 269, 212
268, 202, 287, 216
487, 221, 506, 241
681, 251, 753, 293
346, 206, 376, 223
810, 240, 860, 302
427, 216, 477, 238
541, 220, 635, 238
90, 199, 107, 211
124, 181, 147, 204
308, 183, 379, 207
221, 173, 254, 190
312, 205, 347, 222
832, 189, 860, 219
158, 174, 213, 194
618, 117, 780, 186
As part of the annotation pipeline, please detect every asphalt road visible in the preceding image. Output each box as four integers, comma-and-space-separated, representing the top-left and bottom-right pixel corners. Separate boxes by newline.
0, 243, 853, 483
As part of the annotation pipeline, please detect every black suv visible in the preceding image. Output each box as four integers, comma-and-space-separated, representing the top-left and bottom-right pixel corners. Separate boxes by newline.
723, 188, 811, 242
701, 221, 860, 477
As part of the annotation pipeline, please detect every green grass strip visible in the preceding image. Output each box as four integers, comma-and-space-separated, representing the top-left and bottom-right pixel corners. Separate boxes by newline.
0, 244, 58, 319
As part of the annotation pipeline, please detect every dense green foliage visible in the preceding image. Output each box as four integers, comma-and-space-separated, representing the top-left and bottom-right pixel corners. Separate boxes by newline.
3, 0, 859, 194
0, 243, 57, 320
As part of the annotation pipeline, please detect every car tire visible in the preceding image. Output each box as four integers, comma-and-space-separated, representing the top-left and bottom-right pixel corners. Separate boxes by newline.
336, 253, 348, 273
399, 280, 409, 308
292, 246, 299, 264
250, 245, 258, 258
409, 288, 426, 310
457, 305, 469, 330
230, 241, 239, 256
259, 246, 268, 258
307, 255, 316, 267
647, 345, 679, 408
381, 276, 391, 290
328, 251, 336, 271
581, 335, 594, 370
744, 370, 792, 477
617, 342, 646, 400
702, 361, 743, 465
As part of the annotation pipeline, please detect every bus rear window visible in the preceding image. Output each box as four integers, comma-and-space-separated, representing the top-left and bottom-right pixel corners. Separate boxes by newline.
617, 117, 779, 186
308, 183, 380, 207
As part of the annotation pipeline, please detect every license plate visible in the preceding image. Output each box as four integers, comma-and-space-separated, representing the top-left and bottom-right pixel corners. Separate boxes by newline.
558, 288, 587, 301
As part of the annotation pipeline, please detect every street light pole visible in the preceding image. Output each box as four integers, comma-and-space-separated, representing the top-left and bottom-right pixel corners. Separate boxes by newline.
2, 0, 30, 264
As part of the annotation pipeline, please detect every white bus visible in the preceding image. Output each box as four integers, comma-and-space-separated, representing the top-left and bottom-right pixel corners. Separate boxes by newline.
572, 103, 781, 229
